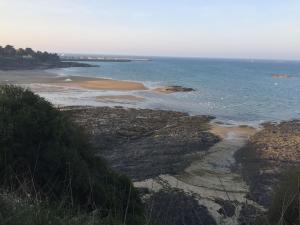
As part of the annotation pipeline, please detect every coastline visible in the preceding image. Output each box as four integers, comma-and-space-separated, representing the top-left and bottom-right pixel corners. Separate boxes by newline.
0, 57, 96, 71
0, 68, 293, 127
0, 69, 147, 90
1, 56, 300, 128
0, 69, 196, 106
65, 106, 261, 224
1, 68, 296, 224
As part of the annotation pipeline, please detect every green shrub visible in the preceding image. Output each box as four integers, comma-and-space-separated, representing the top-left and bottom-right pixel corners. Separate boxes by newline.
0, 191, 123, 225
0, 85, 144, 225
268, 166, 300, 225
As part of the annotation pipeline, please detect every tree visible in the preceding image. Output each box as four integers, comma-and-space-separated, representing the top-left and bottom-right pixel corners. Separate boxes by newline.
24, 47, 35, 56
3, 45, 16, 56
16, 48, 26, 56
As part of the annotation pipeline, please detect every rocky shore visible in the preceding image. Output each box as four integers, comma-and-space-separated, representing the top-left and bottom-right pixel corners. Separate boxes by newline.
60, 106, 300, 225
235, 120, 300, 207
65, 106, 219, 180
64, 106, 264, 225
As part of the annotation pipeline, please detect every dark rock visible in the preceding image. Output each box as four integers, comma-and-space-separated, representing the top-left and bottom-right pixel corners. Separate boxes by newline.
145, 190, 217, 225
234, 120, 300, 207
155, 85, 195, 93
215, 198, 236, 218
238, 203, 264, 225
165, 85, 195, 92
65, 106, 220, 181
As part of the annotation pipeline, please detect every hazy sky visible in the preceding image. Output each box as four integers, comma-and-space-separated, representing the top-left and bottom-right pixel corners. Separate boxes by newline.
1, 0, 300, 59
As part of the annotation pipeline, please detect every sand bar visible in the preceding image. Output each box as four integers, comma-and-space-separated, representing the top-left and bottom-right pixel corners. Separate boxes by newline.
96, 95, 144, 103
65, 79, 147, 91
0, 70, 195, 94
0, 70, 148, 91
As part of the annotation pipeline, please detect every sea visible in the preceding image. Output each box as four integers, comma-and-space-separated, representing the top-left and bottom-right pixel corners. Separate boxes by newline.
44, 57, 300, 126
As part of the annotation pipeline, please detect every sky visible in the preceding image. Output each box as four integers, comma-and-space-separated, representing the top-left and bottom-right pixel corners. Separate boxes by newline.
1, 0, 300, 59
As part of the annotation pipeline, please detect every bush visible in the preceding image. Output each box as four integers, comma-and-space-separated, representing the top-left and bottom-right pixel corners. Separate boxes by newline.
0, 191, 123, 225
0, 85, 144, 225
268, 166, 300, 225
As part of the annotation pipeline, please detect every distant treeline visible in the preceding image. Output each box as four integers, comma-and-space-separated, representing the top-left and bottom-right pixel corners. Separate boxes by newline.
0, 45, 60, 62
0, 45, 94, 70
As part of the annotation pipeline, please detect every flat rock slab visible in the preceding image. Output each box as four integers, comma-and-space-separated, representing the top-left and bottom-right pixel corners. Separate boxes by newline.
146, 190, 218, 225
65, 106, 219, 181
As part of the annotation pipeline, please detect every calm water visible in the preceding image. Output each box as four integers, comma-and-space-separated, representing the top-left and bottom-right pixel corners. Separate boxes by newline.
48, 57, 300, 125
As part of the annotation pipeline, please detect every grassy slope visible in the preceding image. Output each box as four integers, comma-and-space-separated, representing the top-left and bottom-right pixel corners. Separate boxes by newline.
0, 85, 145, 225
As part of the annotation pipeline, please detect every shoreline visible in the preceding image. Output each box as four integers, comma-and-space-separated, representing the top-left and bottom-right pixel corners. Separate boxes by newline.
0, 69, 195, 94
0, 57, 96, 71
0, 69, 296, 127
0, 67, 288, 223
1, 67, 299, 224
0, 69, 148, 90
65, 106, 260, 224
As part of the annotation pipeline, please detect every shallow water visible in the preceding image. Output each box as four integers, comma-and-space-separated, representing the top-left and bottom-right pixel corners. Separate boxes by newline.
47, 57, 300, 125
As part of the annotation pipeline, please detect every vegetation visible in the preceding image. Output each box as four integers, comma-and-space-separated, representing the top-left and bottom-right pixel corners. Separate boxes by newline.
266, 166, 300, 225
0, 45, 94, 70
0, 45, 60, 62
0, 191, 118, 225
0, 85, 145, 225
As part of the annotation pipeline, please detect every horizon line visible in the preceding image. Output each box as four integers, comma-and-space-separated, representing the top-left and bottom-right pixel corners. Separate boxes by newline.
59, 52, 300, 62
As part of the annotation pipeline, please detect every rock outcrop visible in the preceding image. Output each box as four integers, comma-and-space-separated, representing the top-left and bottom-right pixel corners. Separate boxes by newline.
65, 106, 219, 181
154, 85, 195, 93
235, 120, 300, 207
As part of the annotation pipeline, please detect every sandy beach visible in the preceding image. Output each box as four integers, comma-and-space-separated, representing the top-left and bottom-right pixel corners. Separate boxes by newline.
58, 78, 194, 94
0, 70, 148, 90
210, 123, 257, 139
62, 79, 147, 91
0, 70, 196, 99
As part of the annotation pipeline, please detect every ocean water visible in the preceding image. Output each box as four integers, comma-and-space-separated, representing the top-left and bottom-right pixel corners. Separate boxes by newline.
46, 57, 300, 125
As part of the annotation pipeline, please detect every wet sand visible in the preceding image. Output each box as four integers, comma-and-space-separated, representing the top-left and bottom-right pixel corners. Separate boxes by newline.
0, 70, 148, 91
210, 124, 257, 139
0, 70, 193, 94
96, 95, 144, 103
64, 79, 147, 91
